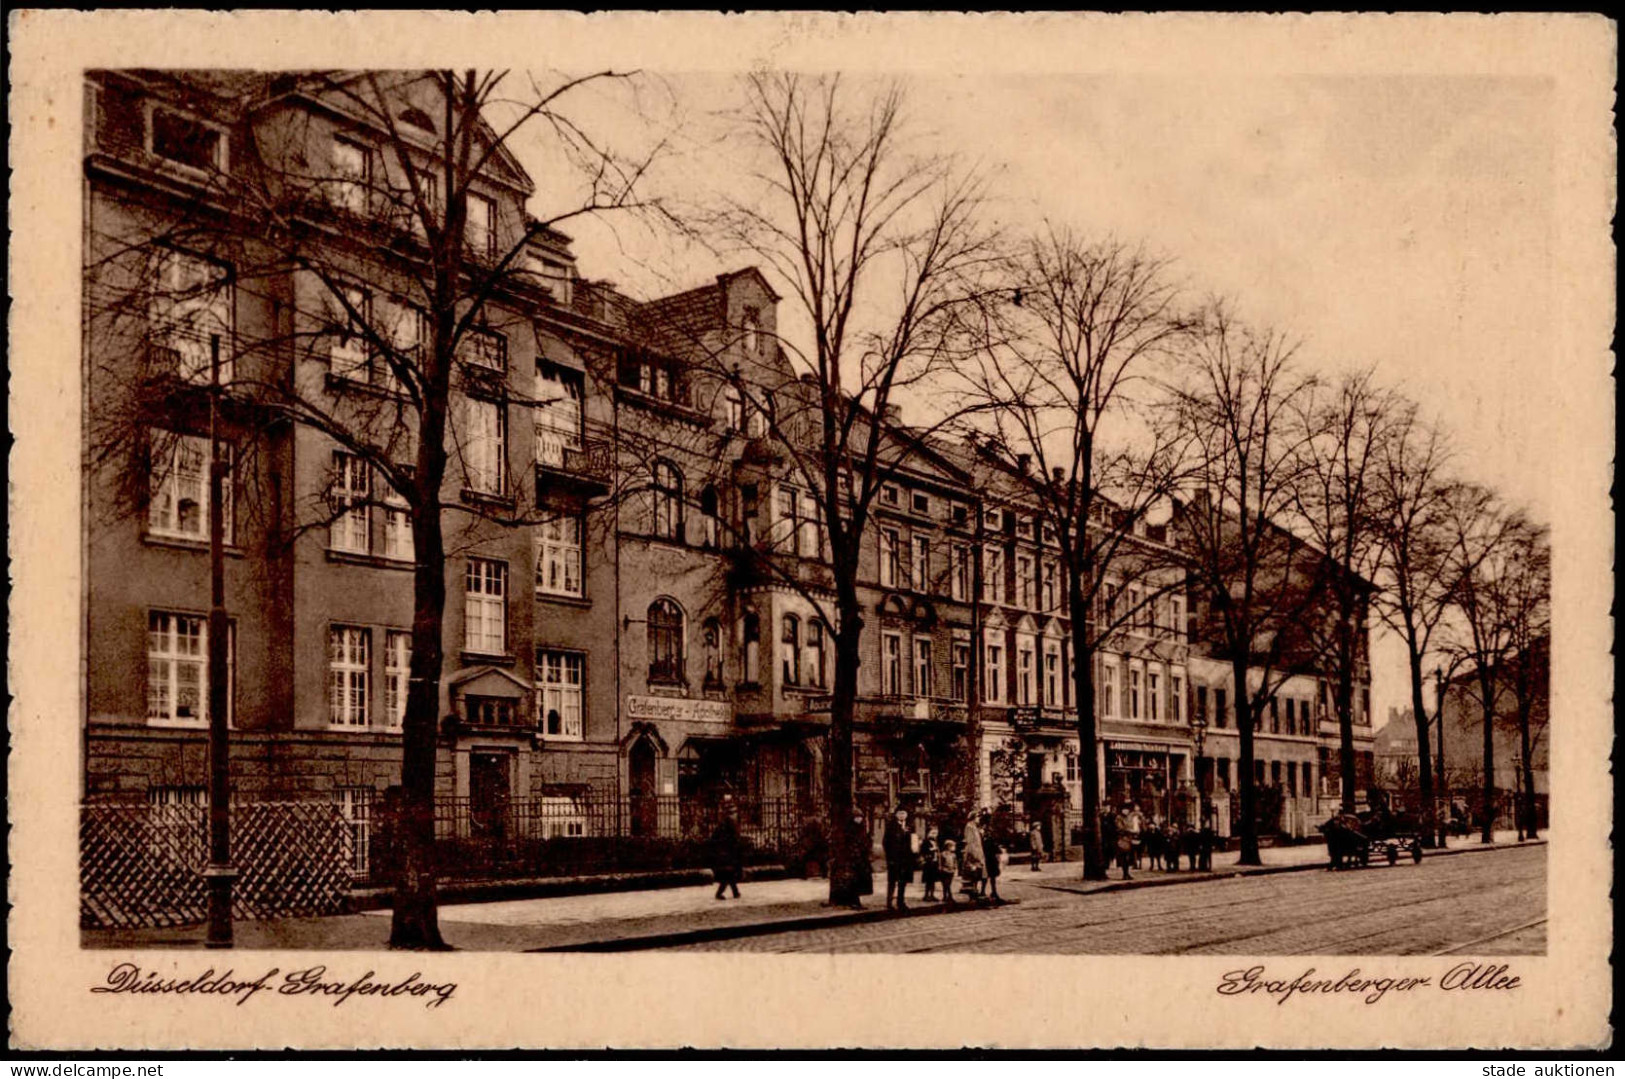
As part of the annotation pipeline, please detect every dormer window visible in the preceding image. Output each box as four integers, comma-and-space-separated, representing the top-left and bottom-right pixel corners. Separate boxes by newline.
466, 193, 497, 261
398, 106, 436, 133
911, 492, 930, 515
742, 306, 761, 354
148, 105, 225, 173
880, 484, 900, 507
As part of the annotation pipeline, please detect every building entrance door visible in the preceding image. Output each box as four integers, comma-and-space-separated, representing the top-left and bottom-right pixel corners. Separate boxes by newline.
629, 738, 658, 836
470, 750, 512, 839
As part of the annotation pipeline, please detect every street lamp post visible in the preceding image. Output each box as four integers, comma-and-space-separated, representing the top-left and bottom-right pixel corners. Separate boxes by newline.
1192, 712, 1210, 833
204, 332, 237, 948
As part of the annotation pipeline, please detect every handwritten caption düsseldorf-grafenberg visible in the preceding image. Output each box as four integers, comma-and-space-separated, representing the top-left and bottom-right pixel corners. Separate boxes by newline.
1217, 962, 1522, 1005
91, 962, 456, 1008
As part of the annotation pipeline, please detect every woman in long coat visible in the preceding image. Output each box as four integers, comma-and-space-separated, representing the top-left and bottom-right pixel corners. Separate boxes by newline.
709, 810, 744, 899
959, 815, 987, 898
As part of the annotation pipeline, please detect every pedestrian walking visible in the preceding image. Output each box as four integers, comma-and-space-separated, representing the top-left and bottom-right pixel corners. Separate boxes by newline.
1100, 805, 1119, 873
1181, 820, 1199, 872
959, 815, 986, 899
883, 806, 914, 911
1028, 821, 1045, 871
845, 812, 874, 909
1125, 802, 1145, 868
980, 810, 1003, 903
1164, 820, 1182, 871
1114, 805, 1136, 880
1198, 819, 1215, 871
920, 825, 941, 900
708, 804, 744, 900
1145, 818, 1164, 870
936, 840, 959, 905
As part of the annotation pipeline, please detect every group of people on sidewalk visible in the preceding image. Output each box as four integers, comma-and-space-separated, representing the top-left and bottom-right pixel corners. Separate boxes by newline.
880, 807, 1005, 911
1099, 801, 1216, 880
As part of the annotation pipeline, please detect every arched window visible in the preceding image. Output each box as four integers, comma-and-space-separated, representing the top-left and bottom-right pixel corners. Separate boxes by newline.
781, 614, 800, 686
652, 460, 683, 541
702, 618, 722, 687
647, 598, 684, 684
741, 611, 761, 685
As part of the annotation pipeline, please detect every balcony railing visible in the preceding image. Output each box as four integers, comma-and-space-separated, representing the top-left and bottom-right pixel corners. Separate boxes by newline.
536, 434, 613, 491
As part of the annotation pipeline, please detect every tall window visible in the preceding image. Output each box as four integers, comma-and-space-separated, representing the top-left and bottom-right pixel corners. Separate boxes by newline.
534, 365, 582, 468
647, 598, 684, 683
983, 642, 1005, 705
465, 559, 507, 655
1101, 662, 1117, 719
652, 461, 683, 541
148, 432, 230, 542
1195, 685, 1208, 726
882, 633, 903, 695
1270, 696, 1280, 734
702, 619, 722, 686
463, 397, 506, 495
779, 486, 801, 554
699, 486, 721, 548
1017, 639, 1035, 706
1044, 641, 1061, 707
951, 544, 970, 601
1127, 587, 1142, 631
781, 615, 801, 686
535, 512, 583, 597
330, 138, 370, 214
911, 536, 931, 592
466, 192, 496, 260
382, 478, 413, 562
982, 545, 1005, 604
330, 452, 370, 553
805, 620, 827, 688
149, 249, 233, 384
1130, 668, 1142, 719
333, 787, 373, 877
383, 631, 410, 731
1042, 561, 1059, 612
741, 307, 761, 353
1171, 674, 1184, 724
879, 528, 900, 588
1017, 555, 1034, 608
951, 641, 970, 701
1285, 697, 1296, 735
147, 612, 206, 726
1149, 671, 1162, 721
328, 285, 371, 381
1170, 595, 1185, 641
741, 612, 761, 684
329, 625, 370, 728
914, 637, 932, 698
538, 650, 584, 740
723, 386, 744, 432
1215, 687, 1228, 729
800, 491, 820, 558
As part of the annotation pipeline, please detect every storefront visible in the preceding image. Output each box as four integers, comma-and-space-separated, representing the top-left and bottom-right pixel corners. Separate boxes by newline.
1105, 741, 1191, 822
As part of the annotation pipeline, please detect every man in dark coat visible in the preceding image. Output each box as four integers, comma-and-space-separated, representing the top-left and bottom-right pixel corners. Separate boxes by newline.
882, 807, 915, 911
979, 809, 1003, 903
709, 805, 744, 899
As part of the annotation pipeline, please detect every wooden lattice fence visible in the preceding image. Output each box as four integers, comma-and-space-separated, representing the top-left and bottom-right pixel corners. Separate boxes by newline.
80, 801, 355, 929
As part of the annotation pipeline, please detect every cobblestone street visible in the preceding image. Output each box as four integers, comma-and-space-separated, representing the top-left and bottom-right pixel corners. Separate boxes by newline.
662, 842, 1546, 955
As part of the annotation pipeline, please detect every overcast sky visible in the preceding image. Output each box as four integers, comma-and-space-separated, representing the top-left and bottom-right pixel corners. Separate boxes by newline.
508, 63, 1558, 727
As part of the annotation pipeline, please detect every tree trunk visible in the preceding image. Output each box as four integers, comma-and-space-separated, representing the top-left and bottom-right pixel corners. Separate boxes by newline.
1069, 587, 1107, 880
1336, 612, 1358, 813
1232, 655, 1261, 865
826, 587, 863, 906
1405, 644, 1436, 846
1518, 707, 1537, 840
1479, 669, 1496, 844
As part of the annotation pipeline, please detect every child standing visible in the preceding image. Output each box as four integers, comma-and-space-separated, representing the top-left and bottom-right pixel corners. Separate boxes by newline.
936, 839, 959, 905
919, 826, 941, 900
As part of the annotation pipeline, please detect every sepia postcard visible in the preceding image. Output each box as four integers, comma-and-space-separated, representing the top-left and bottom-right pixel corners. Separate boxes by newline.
7, 9, 1614, 1051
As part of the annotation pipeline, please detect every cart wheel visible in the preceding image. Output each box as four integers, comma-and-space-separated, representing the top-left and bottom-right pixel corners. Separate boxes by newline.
1411, 843, 1424, 864
1386, 844, 1399, 866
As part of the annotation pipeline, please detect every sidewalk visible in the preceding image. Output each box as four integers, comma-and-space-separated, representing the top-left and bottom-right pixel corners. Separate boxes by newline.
82, 831, 1542, 952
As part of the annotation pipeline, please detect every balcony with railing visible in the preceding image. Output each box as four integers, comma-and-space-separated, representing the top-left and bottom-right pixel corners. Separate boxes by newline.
535, 432, 613, 496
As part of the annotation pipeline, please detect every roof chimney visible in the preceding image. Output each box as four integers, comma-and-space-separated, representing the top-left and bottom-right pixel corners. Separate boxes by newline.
1015, 453, 1032, 474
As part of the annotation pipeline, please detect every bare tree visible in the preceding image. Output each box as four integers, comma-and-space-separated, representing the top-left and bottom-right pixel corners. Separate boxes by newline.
1370, 402, 1457, 842
85, 69, 669, 947
1288, 370, 1397, 813
1171, 303, 1324, 866
1438, 483, 1533, 844
1497, 522, 1550, 839
702, 73, 1005, 905
954, 229, 1191, 880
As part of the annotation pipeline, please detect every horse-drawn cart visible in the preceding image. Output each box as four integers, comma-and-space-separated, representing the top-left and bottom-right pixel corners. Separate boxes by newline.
1318, 804, 1425, 869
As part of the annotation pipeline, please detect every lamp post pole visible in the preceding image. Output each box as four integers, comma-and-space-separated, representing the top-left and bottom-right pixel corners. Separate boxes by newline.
1192, 713, 1209, 831
204, 332, 237, 948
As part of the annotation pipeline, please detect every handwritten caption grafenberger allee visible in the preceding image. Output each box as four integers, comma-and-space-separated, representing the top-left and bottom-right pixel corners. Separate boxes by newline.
1217, 962, 1521, 1005
91, 963, 456, 1008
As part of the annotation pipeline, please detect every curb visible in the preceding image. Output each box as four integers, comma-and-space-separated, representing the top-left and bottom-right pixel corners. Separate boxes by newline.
530, 894, 1017, 953
533, 839, 1546, 952
347, 864, 794, 912
1040, 837, 1549, 897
